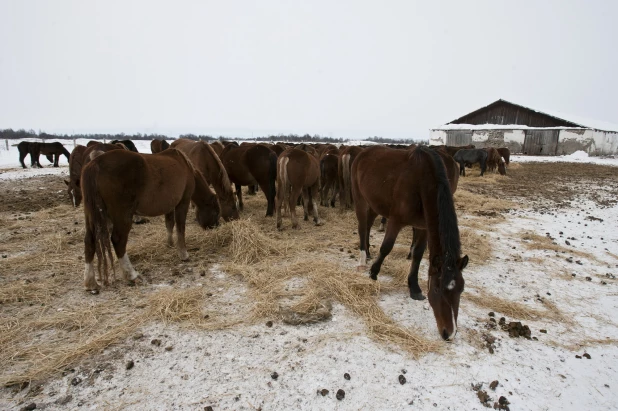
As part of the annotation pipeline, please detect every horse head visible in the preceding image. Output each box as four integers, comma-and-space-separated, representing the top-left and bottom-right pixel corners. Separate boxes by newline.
428, 253, 468, 341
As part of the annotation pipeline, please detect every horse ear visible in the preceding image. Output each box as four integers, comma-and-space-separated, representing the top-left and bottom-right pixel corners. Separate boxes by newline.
458, 255, 469, 271
64, 179, 70, 186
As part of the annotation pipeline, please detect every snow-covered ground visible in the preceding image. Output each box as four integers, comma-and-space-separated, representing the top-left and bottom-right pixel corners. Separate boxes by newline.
512, 150, 618, 167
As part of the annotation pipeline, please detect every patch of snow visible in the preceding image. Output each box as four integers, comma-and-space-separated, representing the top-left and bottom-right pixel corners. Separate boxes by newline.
512, 154, 618, 167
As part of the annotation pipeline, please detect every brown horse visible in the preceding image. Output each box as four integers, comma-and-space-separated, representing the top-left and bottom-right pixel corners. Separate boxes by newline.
81, 149, 220, 290
497, 147, 510, 166
64, 143, 127, 207
485, 147, 507, 175
150, 139, 170, 153
220, 142, 278, 216
86, 140, 100, 147
170, 139, 239, 221
275, 148, 321, 230
320, 148, 340, 207
352, 145, 468, 341
338, 146, 364, 210
429, 144, 475, 158
210, 140, 225, 157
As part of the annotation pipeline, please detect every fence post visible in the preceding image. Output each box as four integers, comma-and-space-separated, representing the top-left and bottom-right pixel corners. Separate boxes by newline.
5, 139, 8, 151
73, 137, 76, 147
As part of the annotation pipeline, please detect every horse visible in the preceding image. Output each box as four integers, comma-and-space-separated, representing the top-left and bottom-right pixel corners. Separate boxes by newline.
170, 139, 239, 221
453, 148, 488, 176
210, 140, 225, 157
64, 143, 128, 207
150, 139, 170, 153
275, 148, 321, 230
351, 145, 468, 341
86, 140, 100, 147
338, 146, 365, 210
485, 147, 507, 175
219, 142, 278, 216
18, 142, 70, 168
18, 142, 40, 168
320, 148, 340, 207
497, 147, 510, 166
110, 140, 138, 152
81, 149, 220, 290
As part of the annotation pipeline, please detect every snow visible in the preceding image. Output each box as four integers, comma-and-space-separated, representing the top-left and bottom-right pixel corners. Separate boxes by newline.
432, 123, 587, 131
512, 153, 618, 167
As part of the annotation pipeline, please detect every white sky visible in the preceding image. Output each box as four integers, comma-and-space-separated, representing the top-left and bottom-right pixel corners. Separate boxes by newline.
1, 1, 617, 139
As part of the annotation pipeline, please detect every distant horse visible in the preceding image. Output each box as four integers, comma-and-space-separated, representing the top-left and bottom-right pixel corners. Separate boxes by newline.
18, 141, 70, 168
110, 140, 138, 152
484, 147, 507, 175
497, 147, 510, 166
352, 145, 468, 340
86, 140, 100, 147
275, 148, 321, 229
320, 148, 340, 207
150, 139, 170, 153
64, 143, 127, 207
453, 148, 488, 176
81, 149, 220, 290
429, 144, 475, 158
338, 146, 365, 210
170, 138, 239, 221
219, 142, 278, 216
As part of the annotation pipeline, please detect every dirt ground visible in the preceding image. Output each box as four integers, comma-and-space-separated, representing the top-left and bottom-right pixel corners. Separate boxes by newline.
1, 162, 617, 410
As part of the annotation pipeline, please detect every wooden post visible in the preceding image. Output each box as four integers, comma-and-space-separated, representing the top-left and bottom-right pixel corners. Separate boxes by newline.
5, 139, 8, 151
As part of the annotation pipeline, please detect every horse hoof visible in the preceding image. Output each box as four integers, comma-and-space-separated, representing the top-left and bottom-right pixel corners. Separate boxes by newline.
410, 293, 426, 301
369, 273, 378, 281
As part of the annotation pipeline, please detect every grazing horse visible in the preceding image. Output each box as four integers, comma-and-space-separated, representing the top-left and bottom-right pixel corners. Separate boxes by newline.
497, 147, 510, 166
484, 147, 507, 175
110, 140, 138, 152
338, 146, 365, 210
320, 148, 340, 207
219, 142, 278, 216
275, 148, 321, 229
453, 148, 488, 176
64, 143, 127, 207
18, 142, 70, 168
150, 139, 170, 153
81, 149, 220, 290
170, 139, 239, 221
352, 146, 468, 340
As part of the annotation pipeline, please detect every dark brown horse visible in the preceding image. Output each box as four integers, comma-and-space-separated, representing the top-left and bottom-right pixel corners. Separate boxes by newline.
81, 149, 220, 290
220, 142, 278, 216
338, 146, 365, 210
497, 147, 510, 166
210, 140, 225, 157
352, 145, 468, 340
429, 144, 476, 158
18, 141, 70, 168
275, 148, 321, 229
64, 143, 127, 207
320, 148, 340, 207
150, 139, 170, 153
86, 140, 100, 147
170, 138, 239, 221
110, 140, 138, 152
485, 147, 507, 175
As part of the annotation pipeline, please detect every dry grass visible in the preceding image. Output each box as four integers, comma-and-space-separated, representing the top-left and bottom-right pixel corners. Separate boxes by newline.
519, 231, 600, 262
454, 190, 516, 214
465, 289, 555, 321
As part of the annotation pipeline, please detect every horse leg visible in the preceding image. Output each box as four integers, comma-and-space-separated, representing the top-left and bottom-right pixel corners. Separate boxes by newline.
310, 182, 321, 225
83, 217, 99, 290
165, 211, 175, 247
364, 209, 378, 260
174, 201, 190, 261
480, 158, 486, 176
19, 149, 27, 169
370, 218, 403, 280
275, 180, 284, 230
110, 218, 140, 282
330, 180, 338, 208
459, 161, 465, 177
290, 186, 302, 229
301, 187, 310, 221
235, 183, 244, 211
54, 154, 59, 167
407, 228, 427, 300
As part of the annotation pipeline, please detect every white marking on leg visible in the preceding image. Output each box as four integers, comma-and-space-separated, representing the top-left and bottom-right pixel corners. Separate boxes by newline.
359, 250, 367, 266
71, 189, 76, 207
447, 279, 455, 290
119, 254, 140, 281
84, 262, 97, 288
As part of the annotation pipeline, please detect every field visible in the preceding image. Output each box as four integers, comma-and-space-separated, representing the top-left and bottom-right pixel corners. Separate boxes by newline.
1, 143, 618, 410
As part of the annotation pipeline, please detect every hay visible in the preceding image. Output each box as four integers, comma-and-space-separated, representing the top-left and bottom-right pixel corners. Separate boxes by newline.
519, 231, 600, 262
454, 190, 516, 214
465, 289, 563, 321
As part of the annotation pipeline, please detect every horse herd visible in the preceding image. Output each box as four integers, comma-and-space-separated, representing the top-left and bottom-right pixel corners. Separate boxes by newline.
18, 139, 511, 340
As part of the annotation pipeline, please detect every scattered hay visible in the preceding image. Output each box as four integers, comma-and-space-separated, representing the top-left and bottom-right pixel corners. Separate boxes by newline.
519, 231, 600, 262
465, 289, 556, 321
454, 190, 516, 214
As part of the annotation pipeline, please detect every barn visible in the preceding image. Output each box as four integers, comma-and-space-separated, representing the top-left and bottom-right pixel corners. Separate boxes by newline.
429, 99, 618, 155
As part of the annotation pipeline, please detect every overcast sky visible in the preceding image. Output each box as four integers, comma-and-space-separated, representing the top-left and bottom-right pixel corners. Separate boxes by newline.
1, 1, 617, 139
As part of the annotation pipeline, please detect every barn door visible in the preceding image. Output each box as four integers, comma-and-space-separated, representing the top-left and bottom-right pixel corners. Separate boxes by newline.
446, 130, 473, 146
523, 130, 559, 155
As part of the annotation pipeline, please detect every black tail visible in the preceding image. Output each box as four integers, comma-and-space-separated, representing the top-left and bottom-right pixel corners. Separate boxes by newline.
82, 161, 115, 285
62, 146, 71, 161
419, 146, 460, 290
267, 151, 277, 214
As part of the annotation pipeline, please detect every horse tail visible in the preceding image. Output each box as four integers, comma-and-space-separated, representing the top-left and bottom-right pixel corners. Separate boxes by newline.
62, 146, 71, 161
418, 146, 460, 290
278, 156, 290, 213
268, 150, 277, 207
342, 154, 351, 208
81, 161, 115, 286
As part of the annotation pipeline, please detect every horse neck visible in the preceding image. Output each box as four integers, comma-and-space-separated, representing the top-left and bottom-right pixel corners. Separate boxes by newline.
192, 169, 218, 207
201, 145, 232, 197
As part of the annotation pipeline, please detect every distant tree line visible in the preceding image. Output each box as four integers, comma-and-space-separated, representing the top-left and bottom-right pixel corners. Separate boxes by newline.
0, 128, 428, 145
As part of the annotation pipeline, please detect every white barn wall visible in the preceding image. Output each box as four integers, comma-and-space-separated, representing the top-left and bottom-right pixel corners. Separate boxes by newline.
429, 130, 447, 145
